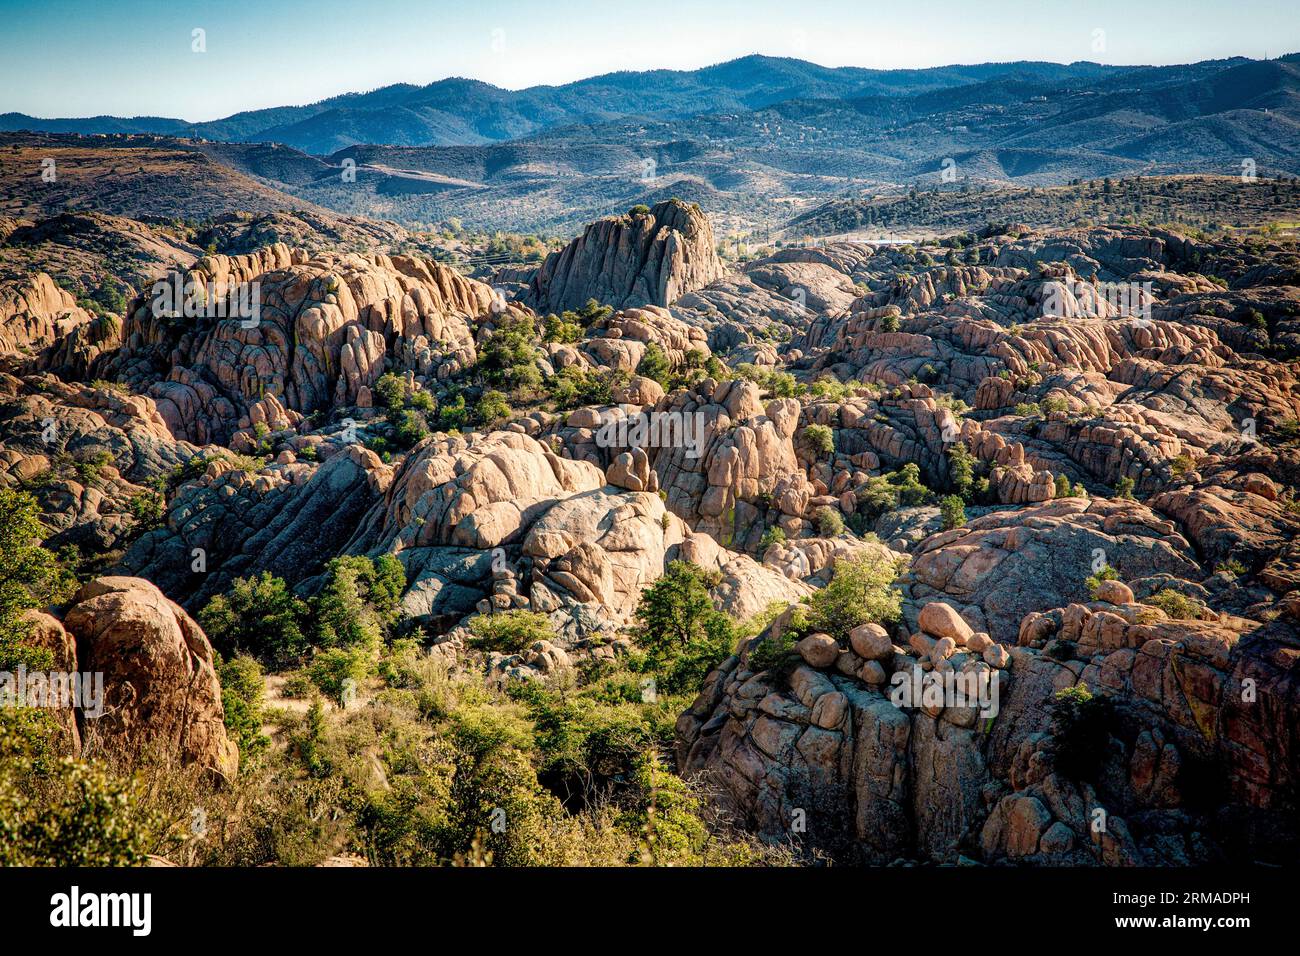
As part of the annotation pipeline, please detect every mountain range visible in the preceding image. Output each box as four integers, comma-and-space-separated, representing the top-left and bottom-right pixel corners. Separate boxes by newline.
4, 54, 1299, 235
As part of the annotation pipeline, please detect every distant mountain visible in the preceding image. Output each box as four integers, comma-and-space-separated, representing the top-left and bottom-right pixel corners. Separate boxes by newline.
0, 55, 1126, 154
4, 55, 1297, 236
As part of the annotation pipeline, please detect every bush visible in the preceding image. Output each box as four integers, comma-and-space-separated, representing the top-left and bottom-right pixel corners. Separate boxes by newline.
1147, 588, 1209, 620
474, 390, 512, 428
947, 442, 976, 499
0, 489, 75, 672
218, 655, 269, 763
636, 343, 672, 389
806, 552, 903, 642
940, 494, 966, 530
804, 424, 834, 455
633, 562, 735, 694
1049, 683, 1114, 781
1054, 474, 1072, 498
392, 408, 430, 448
759, 525, 786, 550
468, 610, 556, 654
815, 506, 844, 536
308, 647, 369, 707
199, 573, 311, 669
1114, 476, 1136, 499
746, 629, 799, 682
854, 463, 933, 520
1084, 564, 1119, 598
313, 555, 406, 652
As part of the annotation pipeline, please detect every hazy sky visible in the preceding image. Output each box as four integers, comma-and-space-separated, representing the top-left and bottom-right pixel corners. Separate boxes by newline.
2, 0, 1297, 120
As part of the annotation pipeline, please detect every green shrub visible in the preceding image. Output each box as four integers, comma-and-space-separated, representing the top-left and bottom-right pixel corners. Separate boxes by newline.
199, 572, 311, 668
308, 646, 370, 706
468, 610, 557, 654
0, 489, 76, 672
815, 506, 844, 536
474, 390, 512, 428
313, 555, 406, 652
746, 629, 799, 680
804, 424, 834, 455
218, 655, 269, 763
633, 562, 735, 694
940, 494, 966, 530
1146, 588, 1209, 620
636, 343, 672, 389
806, 552, 903, 642
1114, 476, 1136, 499
759, 525, 786, 550
1054, 474, 1072, 498
1084, 564, 1120, 598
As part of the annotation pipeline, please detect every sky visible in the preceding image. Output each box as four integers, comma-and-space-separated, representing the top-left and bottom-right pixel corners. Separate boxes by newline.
1, 0, 1298, 121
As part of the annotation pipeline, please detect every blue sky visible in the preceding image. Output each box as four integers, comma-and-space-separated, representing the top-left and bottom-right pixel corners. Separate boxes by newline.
1, 0, 1297, 121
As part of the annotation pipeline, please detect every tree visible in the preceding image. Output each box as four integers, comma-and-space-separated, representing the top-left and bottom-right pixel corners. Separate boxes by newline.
468, 610, 556, 654
0, 489, 75, 671
1054, 474, 1072, 498
633, 562, 735, 693
198, 572, 311, 668
807, 552, 903, 642
636, 343, 672, 389
940, 494, 966, 530
314, 555, 405, 652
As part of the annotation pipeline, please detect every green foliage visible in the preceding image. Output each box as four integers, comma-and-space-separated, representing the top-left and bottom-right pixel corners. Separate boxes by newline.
806, 552, 903, 642
759, 525, 786, 550
747, 627, 799, 680
474, 390, 513, 428
1085, 564, 1120, 598
308, 647, 370, 706
628, 204, 651, 217
218, 655, 269, 763
940, 494, 966, 530
1216, 558, 1247, 578
1042, 395, 1070, 415
199, 572, 311, 669
478, 313, 543, 396
815, 506, 845, 536
1054, 474, 1072, 498
542, 312, 583, 344
0, 717, 155, 866
313, 555, 406, 651
547, 365, 625, 410
879, 313, 900, 332
468, 610, 557, 654
437, 393, 467, 431
1147, 588, 1209, 620
636, 342, 672, 389
1114, 476, 1136, 499
0, 489, 75, 672
804, 424, 835, 456
854, 463, 933, 521
809, 377, 856, 402
633, 562, 735, 694
1049, 683, 1114, 782
947, 441, 976, 499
